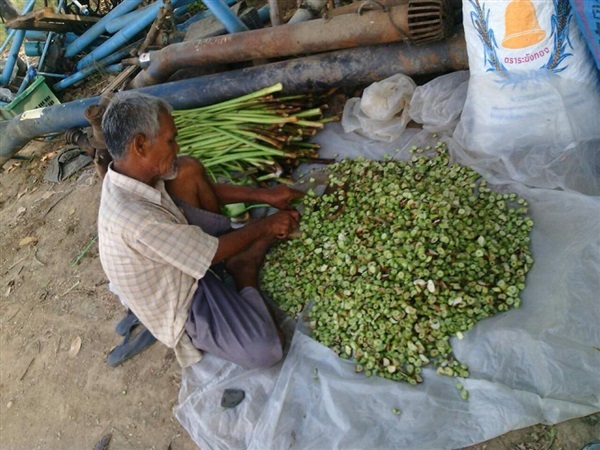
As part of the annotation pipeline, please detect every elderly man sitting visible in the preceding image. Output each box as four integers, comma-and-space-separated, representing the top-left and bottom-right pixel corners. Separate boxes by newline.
98, 91, 302, 369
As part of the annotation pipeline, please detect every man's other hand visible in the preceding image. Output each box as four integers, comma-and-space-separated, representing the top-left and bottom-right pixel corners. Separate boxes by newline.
266, 210, 300, 239
263, 185, 304, 210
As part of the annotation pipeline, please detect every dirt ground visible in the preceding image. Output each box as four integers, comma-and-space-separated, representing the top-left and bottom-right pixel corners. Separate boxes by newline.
0, 139, 598, 449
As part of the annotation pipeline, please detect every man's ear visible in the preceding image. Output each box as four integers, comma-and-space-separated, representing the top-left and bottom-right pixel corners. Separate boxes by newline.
132, 133, 148, 158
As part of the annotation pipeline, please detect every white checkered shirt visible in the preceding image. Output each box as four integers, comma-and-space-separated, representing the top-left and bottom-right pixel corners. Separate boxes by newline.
98, 164, 218, 367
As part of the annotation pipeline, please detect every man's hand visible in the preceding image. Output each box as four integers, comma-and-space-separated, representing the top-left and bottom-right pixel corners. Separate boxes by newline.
213, 209, 299, 264
265, 210, 300, 239
262, 185, 304, 210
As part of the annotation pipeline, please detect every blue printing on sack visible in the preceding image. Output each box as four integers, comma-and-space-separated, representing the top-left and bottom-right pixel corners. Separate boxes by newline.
568, 0, 600, 70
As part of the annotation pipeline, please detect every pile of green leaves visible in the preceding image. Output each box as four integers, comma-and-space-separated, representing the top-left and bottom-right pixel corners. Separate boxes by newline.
261, 142, 534, 385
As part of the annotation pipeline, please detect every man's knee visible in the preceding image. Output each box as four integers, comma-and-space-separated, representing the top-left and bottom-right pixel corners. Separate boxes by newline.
176, 156, 207, 183
166, 156, 217, 209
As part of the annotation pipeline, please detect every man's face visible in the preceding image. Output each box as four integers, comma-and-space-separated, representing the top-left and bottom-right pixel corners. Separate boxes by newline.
146, 110, 180, 181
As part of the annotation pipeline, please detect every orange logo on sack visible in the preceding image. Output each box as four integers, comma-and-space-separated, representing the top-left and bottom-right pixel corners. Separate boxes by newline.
502, 0, 546, 49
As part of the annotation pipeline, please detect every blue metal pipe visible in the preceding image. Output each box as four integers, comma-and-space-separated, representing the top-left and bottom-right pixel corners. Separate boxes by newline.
174, 0, 198, 10
27, 32, 80, 48
0, 32, 468, 168
0, 0, 38, 52
202, 0, 249, 33
54, 41, 140, 91
176, 0, 237, 31
257, 5, 270, 23
24, 30, 48, 41
16, 76, 30, 96
21, 0, 38, 15
105, 0, 198, 35
105, 4, 153, 34
173, 0, 203, 17
173, 4, 190, 16
105, 63, 124, 73
64, 0, 145, 58
25, 40, 44, 56
64, 32, 79, 44
1, 30, 26, 86
27, 36, 106, 57
38, 71, 67, 79
38, 0, 66, 72
38, 34, 54, 70
0, 29, 17, 54
0, 0, 36, 86
16, 67, 37, 96
76, 0, 185, 71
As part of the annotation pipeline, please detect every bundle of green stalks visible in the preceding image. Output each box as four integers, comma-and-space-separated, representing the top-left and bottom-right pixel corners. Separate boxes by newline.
173, 84, 337, 184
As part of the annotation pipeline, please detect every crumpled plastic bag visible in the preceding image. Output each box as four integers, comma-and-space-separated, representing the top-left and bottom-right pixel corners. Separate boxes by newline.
342, 74, 416, 142
409, 70, 469, 132
0, 87, 15, 103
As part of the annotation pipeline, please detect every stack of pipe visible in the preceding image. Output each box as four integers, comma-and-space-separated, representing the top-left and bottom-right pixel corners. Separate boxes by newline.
0, 0, 36, 87
0, 32, 468, 167
130, 0, 453, 88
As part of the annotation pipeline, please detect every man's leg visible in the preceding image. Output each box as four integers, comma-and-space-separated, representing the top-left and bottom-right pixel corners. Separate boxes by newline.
225, 234, 274, 291
225, 235, 286, 345
170, 158, 284, 367
185, 236, 285, 369
165, 156, 221, 213
186, 269, 284, 369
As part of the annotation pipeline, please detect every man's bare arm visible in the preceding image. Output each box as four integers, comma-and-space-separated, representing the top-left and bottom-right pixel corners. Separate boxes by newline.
213, 184, 304, 210
212, 210, 299, 263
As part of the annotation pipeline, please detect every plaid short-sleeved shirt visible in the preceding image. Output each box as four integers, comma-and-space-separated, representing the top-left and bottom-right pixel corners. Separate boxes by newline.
98, 164, 219, 367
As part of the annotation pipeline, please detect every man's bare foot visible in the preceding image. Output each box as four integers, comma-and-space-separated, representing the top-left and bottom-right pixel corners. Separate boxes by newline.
225, 235, 275, 290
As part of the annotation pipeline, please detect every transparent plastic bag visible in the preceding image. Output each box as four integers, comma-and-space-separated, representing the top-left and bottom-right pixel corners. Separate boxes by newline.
409, 70, 469, 132
341, 74, 416, 142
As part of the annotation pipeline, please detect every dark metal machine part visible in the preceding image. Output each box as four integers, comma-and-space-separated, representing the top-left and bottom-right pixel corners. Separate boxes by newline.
131, 0, 452, 88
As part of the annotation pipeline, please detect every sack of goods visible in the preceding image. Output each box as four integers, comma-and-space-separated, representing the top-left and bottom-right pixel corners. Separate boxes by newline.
453, 0, 600, 194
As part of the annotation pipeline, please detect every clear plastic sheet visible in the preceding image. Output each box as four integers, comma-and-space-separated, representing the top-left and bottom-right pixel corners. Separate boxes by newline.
452, 72, 600, 196
175, 124, 600, 450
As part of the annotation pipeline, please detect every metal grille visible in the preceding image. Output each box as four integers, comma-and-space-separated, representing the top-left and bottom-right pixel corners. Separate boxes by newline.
407, 0, 452, 43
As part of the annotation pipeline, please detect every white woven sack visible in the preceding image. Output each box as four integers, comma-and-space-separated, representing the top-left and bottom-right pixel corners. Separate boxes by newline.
462, 0, 597, 82
455, 0, 600, 192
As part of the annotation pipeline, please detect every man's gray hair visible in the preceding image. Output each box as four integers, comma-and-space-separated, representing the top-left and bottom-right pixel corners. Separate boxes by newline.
101, 91, 173, 160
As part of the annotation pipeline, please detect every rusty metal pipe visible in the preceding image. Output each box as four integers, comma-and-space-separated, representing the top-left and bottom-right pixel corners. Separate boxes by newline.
327, 0, 408, 17
0, 32, 466, 168
132, 4, 432, 88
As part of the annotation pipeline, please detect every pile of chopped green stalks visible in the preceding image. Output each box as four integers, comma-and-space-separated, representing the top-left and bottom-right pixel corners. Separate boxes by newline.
173, 83, 336, 183
261, 142, 534, 389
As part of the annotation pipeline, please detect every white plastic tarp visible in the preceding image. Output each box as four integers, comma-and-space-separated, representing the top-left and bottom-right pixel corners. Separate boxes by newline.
175, 123, 600, 449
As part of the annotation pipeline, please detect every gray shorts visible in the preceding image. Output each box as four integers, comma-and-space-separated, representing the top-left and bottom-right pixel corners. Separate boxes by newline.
172, 195, 283, 369
186, 271, 282, 369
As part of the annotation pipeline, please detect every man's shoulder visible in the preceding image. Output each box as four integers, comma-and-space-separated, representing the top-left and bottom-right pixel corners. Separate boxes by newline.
100, 180, 178, 229
100, 176, 134, 216
100, 189, 156, 224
